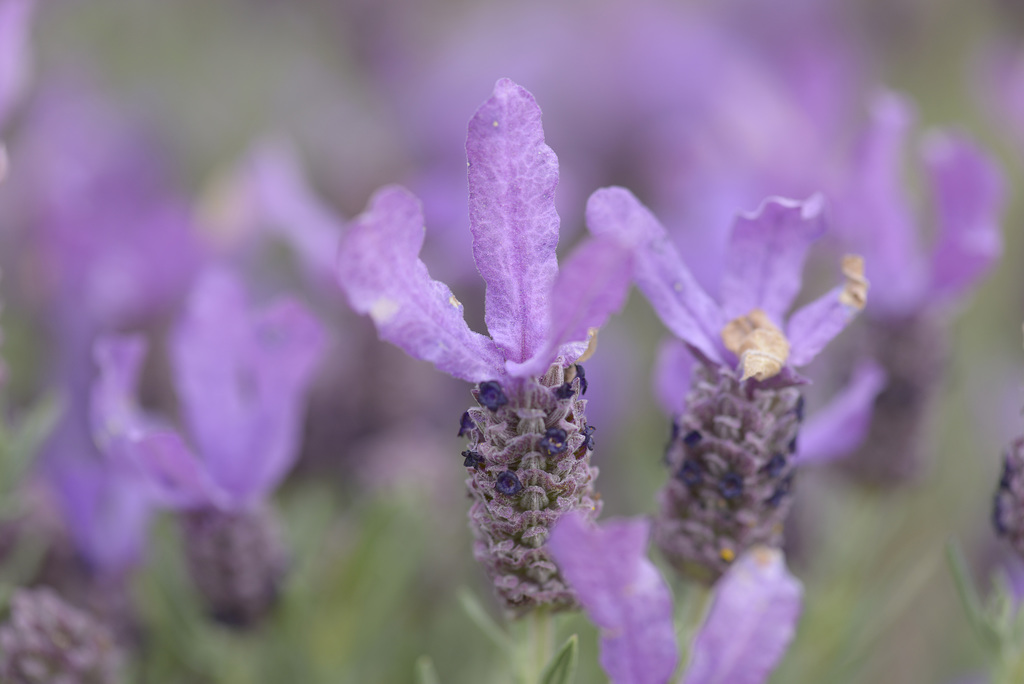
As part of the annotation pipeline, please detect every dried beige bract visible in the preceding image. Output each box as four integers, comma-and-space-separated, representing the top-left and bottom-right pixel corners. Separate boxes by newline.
839, 254, 868, 310
721, 309, 791, 381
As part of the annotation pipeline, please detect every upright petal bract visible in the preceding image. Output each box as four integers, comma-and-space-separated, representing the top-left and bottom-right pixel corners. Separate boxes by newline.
337, 185, 503, 382
719, 195, 826, 322
681, 547, 803, 684
786, 255, 868, 367
587, 187, 726, 363
172, 269, 325, 505
923, 132, 1005, 299
467, 78, 561, 364
508, 234, 632, 377
549, 512, 679, 684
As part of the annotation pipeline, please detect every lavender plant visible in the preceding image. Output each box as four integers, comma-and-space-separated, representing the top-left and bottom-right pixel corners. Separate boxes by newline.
585, 187, 868, 581
90, 268, 325, 627
337, 79, 632, 614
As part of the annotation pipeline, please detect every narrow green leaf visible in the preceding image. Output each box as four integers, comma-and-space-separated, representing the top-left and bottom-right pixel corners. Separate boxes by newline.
946, 539, 1001, 650
540, 634, 578, 684
415, 656, 440, 684
457, 588, 512, 655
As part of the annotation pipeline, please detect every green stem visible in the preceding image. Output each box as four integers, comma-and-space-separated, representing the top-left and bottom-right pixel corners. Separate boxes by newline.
525, 608, 553, 684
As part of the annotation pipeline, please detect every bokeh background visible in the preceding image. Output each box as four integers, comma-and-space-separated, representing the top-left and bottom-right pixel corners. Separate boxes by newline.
2, 0, 1024, 682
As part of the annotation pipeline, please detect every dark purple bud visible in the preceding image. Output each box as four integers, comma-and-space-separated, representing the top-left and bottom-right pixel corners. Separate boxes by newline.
763, 453, 787, 478
794, 395, 805, 422
683, 430, 703, 447
718, 473, 744, 500
462, 450, 485, 469
787, 436, 798, 454
495, 470, 523, 496
458, 411, 477, 437
582, 425, 596, 451
677, 460, 703, 487
766, 474, 794, 508
575, 364, 588, 395
670, 421, 681, 441
1000, 457, 1014, 490
993, 494, 1008, 537
540, 428, 568, 456
477, 381, 508, 411
555, 382, 575, 400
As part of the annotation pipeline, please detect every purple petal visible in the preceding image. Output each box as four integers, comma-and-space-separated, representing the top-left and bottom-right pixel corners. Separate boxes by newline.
47, 458, 153, 575
172, 268, 326, 505
236, 139, 345, 290
548, 512, 679, 684
834, 93, 927, 315
786, 256, 867, 367
653, 338, 696, 416
796, 360, 886, 465
719, 195, 826, 323
0, 0, 33, 130
923, 132, 1004, 299
467, 78, 560, 364
507, 235, 632, 377
681, 547, 803, 684
337, 185, 504, 382
586, 186, 725, 363
90, 335, 220, 508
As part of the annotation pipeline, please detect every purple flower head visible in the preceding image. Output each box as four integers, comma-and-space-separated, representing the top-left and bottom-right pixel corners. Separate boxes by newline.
824, 92, 1004, 484
548, 512, 679, 684
337, 79, 632, 612
91, 268, 326, 512
587, 187, 868, 579
681, 547, 803, 684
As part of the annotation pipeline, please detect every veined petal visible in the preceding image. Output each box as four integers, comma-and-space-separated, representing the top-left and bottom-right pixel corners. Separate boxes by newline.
786, 255, 868, 367
337, 185, 504, 382
681, 547, 803, 684
587, 186, 725, 363
923, 131, 1004, 299
548, 512, 679, 684
90, 334, 150, 451
653, 338, 695, 416
172, 269, 325, 505
507, 235, 632, 377
0, 0, 33, 130
797, 360, 886, 465
720, 195, 826, 323
468, 78, 560, 364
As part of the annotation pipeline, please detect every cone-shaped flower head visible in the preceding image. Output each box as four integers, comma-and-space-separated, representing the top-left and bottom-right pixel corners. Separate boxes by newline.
0, 588, 121, 683
587, 187, 866, 580
548, 512, 803, 684
336, 79, 633, 613
831, 93, 1004, 484
91, 268, 325, 624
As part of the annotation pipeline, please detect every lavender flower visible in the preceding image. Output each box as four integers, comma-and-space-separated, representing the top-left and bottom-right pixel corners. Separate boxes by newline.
548, 511, 803, 684
587, 187, 867, 580
336, 79, 632, 613
91, 268, 325, 625
0, 587, 121, 684
830, 93, 1004, 483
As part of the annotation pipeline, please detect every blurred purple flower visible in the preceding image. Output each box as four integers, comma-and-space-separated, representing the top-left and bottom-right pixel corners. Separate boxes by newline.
827, 93, 1004, 483
587, 187, 871, 578
337, 79, 632, 612
548, 511, 679, 684
681, 547, 803, 684
91, 268, 325, 510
